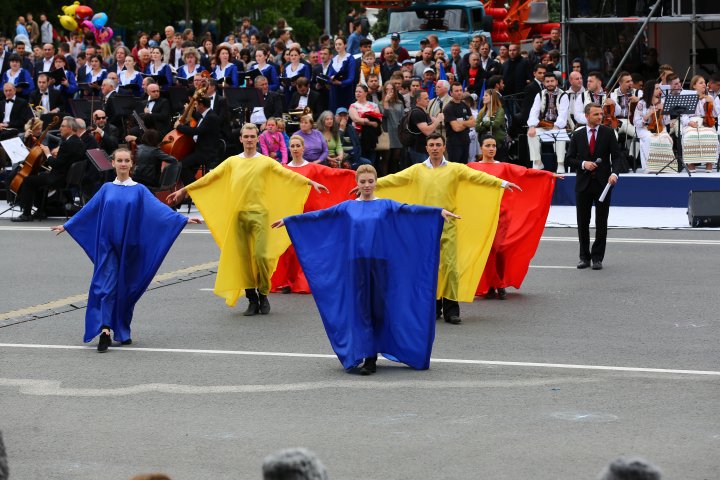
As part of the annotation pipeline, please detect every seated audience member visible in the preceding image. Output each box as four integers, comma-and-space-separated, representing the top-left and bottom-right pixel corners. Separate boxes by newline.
259, 117, 288, 164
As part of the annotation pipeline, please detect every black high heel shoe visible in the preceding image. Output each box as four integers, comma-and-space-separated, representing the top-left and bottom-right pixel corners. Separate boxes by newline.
97, 330, 111, 353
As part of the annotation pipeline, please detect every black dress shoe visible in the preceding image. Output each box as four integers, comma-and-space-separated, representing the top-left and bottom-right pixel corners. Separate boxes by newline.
259, 296, 271, 314
359, 358, 377, 375
120, 339, 132, 345
243, 301, 260, 316
445, 316, 462, 325
486, 287, 497, 299
32, 211, 47, 220
577, 260, 590, 269
497, 288, 507, 300
592, 261, 603, 270
11, 214, 33, 222
97, 331, 111, 352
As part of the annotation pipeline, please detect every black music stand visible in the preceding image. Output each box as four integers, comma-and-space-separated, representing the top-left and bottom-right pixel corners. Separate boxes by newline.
655, 92, 698, 176
223, 87, 261, 110
69, 98, 92, 123
167, 86, 189, 114
108, 95, 140, 119
86, 148, 113, 171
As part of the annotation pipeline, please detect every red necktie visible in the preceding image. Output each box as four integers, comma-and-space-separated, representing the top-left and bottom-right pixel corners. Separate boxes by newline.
589, 128, 596, 157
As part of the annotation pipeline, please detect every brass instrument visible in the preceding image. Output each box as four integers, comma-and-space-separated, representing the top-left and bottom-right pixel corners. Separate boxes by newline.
285, 106, 312, 122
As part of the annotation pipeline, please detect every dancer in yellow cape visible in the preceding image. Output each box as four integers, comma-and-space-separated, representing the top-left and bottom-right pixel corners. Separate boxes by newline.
167, 123, 329, 314
373, 133, 521, 324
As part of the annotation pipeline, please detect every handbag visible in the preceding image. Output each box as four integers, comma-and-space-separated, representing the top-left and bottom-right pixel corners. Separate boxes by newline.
376, 130, 390, 151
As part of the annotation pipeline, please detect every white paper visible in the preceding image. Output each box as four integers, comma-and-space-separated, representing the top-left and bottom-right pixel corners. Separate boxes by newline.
0, 137, 30, 165
250, 107, 267, 125
599, 182, 612, 202
538, 130, 570, 143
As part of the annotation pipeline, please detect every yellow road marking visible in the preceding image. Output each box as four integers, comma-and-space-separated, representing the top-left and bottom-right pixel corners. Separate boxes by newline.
0, 261, 218, 322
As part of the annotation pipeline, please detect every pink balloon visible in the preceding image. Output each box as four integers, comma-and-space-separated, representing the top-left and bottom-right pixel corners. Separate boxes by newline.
81, 20, 96, 33
95, 26, 113, 44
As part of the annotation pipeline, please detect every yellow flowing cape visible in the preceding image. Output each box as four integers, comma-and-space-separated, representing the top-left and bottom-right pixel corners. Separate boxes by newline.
376, 162, 504, 302
186, 155, 311, 306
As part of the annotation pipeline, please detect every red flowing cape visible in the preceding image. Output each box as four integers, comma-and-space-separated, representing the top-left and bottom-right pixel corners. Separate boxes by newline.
467, 162, 556, 295
271, 163, 357, 293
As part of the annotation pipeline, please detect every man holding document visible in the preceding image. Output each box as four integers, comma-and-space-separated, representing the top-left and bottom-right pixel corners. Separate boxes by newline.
566, 103, 624, 271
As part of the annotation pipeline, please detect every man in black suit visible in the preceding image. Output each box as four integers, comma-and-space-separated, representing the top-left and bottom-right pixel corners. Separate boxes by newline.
12, 116, 87, 221
565, 104, 624, 270
312, 47, 332, 115
288, 77, 320, 119
0, 83, 33, 139
517, 63, 546, 132
138, 81, 171, 135
90, 109, 119, 153
205, 79, 232, 141
28, 73, 63, 120
255, 75, 284, 122
33, 44, 55, 78
176, 96, 221, 186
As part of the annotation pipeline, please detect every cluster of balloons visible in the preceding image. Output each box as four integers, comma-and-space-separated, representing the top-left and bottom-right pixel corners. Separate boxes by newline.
58, 1, 113, 44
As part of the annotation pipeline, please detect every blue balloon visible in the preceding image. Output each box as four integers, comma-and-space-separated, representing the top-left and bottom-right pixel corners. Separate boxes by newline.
92, 12, 107, 29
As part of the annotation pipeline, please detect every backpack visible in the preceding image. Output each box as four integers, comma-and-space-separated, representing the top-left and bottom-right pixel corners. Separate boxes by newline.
398, 107, 422, 147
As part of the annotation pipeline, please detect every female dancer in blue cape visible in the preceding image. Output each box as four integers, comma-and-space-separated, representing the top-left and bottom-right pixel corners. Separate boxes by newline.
51, 148, 201, 352
272, 164, 459, 375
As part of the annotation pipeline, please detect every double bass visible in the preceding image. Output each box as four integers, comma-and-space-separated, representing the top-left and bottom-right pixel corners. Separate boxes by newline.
161, 72, 210, 160
10, 116, 60, 194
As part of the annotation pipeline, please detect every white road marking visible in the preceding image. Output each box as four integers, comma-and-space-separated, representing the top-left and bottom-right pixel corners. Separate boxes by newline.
0, 377, 594, 397
0, 343, 717, 377
2, 226, 719, 245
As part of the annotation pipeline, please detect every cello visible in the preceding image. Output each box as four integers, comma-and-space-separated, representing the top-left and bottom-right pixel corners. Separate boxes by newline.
10, 116, 60, 194
160, 72, 210, 160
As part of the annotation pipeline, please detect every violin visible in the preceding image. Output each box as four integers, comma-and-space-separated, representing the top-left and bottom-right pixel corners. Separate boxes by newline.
602, 102, 619, 129
704, 88, 716, 128
10, 116, 61, 194
648, 102, 664, 134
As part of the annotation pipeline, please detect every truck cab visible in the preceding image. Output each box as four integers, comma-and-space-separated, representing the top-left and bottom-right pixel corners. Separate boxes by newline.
372, 0, 493, 55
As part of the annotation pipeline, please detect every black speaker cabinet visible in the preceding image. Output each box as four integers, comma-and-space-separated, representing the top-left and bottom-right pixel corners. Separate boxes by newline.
688, 190, 720, 228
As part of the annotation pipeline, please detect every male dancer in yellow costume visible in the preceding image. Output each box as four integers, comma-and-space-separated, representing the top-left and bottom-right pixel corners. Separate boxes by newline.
168, 124, 328, 315
375, 133, 521, 324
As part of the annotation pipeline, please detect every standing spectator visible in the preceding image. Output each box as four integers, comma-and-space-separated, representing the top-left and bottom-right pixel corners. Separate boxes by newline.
379, 82, 405, 174
447, 44, 463, 76
427, 79, 450, 136
380, 33, 411, 63
240, 17, 260, 39
295, 113, 328, 163
39, 14, 53, 45
496, 44, 510, 65
464, 93, 481, 161
16, 17, 29, 39
346, 21, 363, 56
518, 63, 547, 132
26, 14, 40, 45
328, 37, 356, 112
132, 33, 150, 64
259, 117, 288, 164
543, 27, 561, 52
443, 82, 475, 163
502, 43, 530, 96
380, 47, 401, 83
476, 89, 507, 150
317, 110, 345, 167
413, 47, 434, 79
349, 84, 381, 164
159, 26, 174, 63
407, 90, 443, 164
527, 35, 545, 67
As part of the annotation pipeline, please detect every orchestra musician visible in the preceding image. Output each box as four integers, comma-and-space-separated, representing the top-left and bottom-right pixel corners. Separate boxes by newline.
11, 116, 86, 222
527, 73, 570, 171
28, 73, 63, 119
91, 109, 119, 153
175, 95, 222, 185
565, 71, 586, 130
609, 71, 642, 151
680, 75, 719, 173
574, 71, 606, 128
139, 80, 171, 136
632, 80, 670, 172
288, 77, 320, 119
0, 83, 33, 140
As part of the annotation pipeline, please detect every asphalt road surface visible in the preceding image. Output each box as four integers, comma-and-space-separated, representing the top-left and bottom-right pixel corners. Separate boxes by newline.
1, 222, 718, 479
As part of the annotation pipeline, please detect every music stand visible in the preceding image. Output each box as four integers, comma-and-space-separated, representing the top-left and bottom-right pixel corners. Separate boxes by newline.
223, 87, 261, 110
655, 92, 698, 176
538, 130, 571, 173
108, 95, 140, 119
86, 148, 113, 172
167, 86, 189, 114
69, 99, 92, 124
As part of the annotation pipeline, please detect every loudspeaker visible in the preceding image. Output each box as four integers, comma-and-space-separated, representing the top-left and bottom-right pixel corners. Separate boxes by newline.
688, 191, 720, 228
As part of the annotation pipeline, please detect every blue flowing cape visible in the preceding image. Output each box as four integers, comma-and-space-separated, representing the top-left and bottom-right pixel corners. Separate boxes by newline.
65, 183, 188, 343
285, 199, 444, 370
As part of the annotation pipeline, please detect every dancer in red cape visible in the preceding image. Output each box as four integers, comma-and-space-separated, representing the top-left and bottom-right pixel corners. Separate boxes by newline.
468, 135, 558, 299
271, 135, 357, 293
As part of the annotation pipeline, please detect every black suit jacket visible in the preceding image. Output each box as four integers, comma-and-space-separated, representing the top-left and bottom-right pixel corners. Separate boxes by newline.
98, 123, 120, 152
262, 91, 285, 119
1, 96, 33, 130
176, 109, 221, 157
209, 94, 232, 140
311, 64, 331, 113
80, 130, 100, 150
138, 97, 171, 135
46, 135, 87, 177
566, 124, 624, 192
518, 80, 543, 128
289, 90, 321, 119
28, 89, 64, 113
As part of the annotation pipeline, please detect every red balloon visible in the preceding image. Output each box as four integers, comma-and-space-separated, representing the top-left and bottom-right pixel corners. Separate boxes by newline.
74, 5, 94, 19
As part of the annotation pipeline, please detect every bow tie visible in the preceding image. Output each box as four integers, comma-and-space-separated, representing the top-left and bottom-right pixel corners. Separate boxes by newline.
42, 92, 49, 96
6, 99, 13, 103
